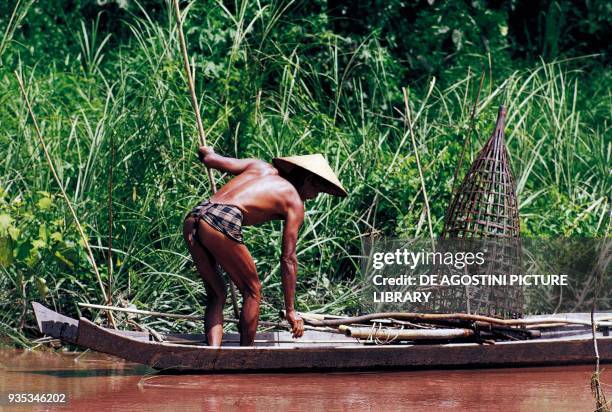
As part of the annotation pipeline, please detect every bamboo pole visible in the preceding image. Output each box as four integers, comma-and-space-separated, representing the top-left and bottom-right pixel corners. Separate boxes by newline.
172, 0, 240, 319
77, 302, 336, 333
278, 310, 345, 321
80, 302, 203, 320
174, 339, 356, 345
172, 0, 216, 192
15, 72, 116, 329
340, 325, 474, 341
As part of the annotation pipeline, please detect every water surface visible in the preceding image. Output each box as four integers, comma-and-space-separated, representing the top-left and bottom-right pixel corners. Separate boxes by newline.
0, 349, 606, 411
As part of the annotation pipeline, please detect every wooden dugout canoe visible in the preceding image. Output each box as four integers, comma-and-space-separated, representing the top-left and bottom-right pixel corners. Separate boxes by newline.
32, 302, 612, 373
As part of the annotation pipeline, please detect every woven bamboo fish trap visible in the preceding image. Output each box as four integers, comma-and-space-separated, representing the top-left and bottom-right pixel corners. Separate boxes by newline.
433, 105, 524, 318
443, 106, 519, 239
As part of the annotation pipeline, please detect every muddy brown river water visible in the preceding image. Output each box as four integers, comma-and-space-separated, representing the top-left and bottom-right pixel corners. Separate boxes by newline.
0, 349, 608, 411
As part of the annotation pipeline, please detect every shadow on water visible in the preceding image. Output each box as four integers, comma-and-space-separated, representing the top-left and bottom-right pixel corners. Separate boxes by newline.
13, 367, 150, 378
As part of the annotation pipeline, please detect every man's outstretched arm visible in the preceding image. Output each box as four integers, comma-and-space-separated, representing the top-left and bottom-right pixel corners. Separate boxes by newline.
198, 146, 268, 175
281, 201, 305, 338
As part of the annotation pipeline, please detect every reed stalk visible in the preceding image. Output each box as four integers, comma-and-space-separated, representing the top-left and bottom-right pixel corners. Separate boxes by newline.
402, 86, 434, 248
107, 131, 114, 313
15, 71, 116, 328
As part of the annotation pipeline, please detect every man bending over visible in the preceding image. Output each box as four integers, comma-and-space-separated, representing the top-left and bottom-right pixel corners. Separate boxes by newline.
183, 147, 347, 346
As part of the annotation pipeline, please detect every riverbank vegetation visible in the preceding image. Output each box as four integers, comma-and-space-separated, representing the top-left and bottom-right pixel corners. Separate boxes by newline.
0, 0, 609, 344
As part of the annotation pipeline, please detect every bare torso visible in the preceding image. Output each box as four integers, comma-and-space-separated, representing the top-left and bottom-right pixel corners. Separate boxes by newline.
209, 163, 300, 226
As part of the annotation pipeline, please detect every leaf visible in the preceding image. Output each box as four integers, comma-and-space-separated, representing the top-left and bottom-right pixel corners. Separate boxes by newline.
37, 196, 53, 210
0, 214, 13, 235
32, 239, 46, 249
54, 251, 75, 269
39, 223, 48, 243
11, 196, 23, 207
25, 249, 39, 267
8, 226, 20, 240
0, 236, 13, 266
451, 29, 463, 50
50, 232, 63, 242
36, 277, 49, 299
78, 237, 89, 248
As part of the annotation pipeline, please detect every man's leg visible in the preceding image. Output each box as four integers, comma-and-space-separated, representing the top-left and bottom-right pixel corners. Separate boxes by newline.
183, 217, 227, 347
195, 220, 262, 346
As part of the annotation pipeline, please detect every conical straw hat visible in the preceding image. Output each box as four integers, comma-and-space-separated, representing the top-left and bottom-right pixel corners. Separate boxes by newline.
273, 154, 348, 197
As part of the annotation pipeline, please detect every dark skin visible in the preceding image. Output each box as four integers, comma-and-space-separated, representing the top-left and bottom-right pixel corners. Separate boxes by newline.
183, 146, 328, 347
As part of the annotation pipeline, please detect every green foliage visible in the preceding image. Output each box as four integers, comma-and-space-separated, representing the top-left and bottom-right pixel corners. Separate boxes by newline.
0, 0, 609, 345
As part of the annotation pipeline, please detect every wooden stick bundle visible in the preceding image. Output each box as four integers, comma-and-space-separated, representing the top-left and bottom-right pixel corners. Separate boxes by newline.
295, 311, 610, 328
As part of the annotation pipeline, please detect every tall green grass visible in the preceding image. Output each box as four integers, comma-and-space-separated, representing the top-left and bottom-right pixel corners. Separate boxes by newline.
0, 1, 609, 345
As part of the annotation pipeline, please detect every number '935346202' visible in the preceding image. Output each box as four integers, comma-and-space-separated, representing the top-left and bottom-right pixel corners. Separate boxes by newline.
3, 393, 68, 404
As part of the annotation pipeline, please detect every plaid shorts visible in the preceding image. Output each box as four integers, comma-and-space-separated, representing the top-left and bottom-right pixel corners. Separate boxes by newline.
187, 201, 244, 244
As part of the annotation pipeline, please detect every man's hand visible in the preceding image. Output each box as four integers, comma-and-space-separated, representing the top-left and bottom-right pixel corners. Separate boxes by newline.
285, 310, 304, 338
198, 145, 214, 163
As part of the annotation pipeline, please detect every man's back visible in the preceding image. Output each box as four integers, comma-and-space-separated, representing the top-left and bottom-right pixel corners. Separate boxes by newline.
208, 160, 302, 226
